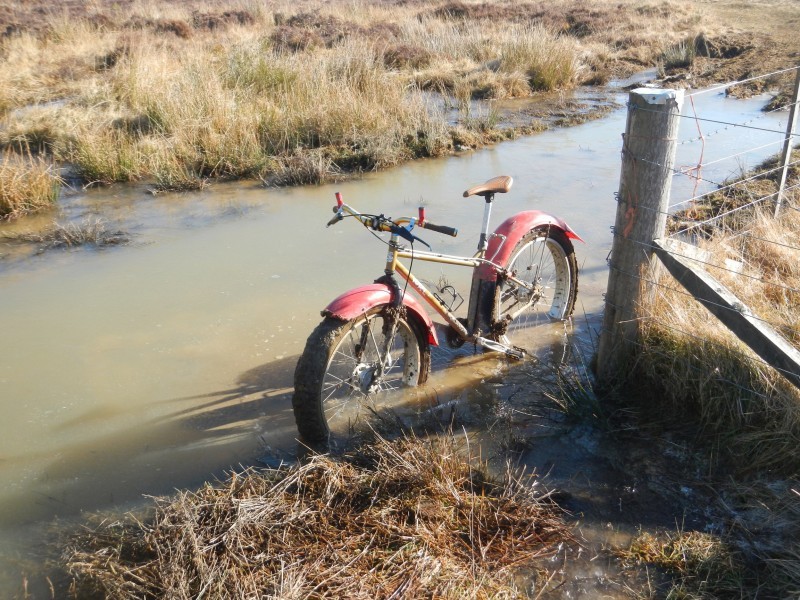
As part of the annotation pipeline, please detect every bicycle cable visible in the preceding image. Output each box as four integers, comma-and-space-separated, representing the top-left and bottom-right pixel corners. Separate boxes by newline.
349, 212, 417, 301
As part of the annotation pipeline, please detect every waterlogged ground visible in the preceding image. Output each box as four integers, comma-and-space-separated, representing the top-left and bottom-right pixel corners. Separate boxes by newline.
0, 86, 792, 597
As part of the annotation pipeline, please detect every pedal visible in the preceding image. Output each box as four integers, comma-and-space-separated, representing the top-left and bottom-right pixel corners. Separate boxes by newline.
475, 337, 526, 360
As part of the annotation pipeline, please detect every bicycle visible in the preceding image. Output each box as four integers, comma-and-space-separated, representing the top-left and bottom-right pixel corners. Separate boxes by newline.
292, 175, 582, 443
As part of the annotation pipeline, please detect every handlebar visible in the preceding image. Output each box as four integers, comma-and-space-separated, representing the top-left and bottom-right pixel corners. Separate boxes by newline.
327, 193, 458, 239
417, 221, 458, 237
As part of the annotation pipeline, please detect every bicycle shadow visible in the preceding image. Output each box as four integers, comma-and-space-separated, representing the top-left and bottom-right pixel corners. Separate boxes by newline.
0, 356, 303, 528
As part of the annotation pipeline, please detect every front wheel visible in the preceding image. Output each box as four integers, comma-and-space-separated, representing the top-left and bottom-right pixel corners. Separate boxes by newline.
492, 226, 578, 347
292, 307, 430, 443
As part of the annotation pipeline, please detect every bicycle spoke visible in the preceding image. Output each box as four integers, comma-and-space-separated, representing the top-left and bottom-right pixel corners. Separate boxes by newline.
322, 373, 359, 401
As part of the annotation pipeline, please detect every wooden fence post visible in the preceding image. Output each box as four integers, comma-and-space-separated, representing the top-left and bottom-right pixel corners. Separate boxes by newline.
596, 88, 684, 385
774, 67, 800, 217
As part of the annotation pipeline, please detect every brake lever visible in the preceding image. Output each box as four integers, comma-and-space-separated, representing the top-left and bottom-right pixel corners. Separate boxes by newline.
389, 224, 431, 249
326, 209, 343, 227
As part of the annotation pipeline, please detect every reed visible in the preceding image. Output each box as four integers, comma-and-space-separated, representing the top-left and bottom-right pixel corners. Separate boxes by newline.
497, 25, 581, 92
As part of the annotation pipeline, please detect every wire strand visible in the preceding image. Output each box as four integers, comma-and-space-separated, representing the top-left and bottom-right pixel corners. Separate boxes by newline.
610, 232, 800, 295
668, 158, 800, 209
607, 263, 795, 336
687, 66, 800, 98
671, 181, 800, 236
636, 104, 800, 138
651, 240, 800, 296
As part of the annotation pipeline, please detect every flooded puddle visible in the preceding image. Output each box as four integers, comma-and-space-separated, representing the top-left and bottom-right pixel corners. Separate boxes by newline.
0, 87, 791, 595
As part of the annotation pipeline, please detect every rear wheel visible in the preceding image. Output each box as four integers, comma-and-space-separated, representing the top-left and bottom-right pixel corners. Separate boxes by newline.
292, 307, 430, 443
492, 226, 578, 347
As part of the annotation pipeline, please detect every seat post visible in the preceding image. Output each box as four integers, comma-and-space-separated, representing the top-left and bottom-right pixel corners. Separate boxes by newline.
477, 192, 494, 253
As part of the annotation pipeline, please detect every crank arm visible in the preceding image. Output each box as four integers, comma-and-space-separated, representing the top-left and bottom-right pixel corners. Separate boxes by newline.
475, 337, 526, 360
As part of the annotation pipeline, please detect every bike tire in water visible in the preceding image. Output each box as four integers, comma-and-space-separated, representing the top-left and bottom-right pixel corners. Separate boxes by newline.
492, 226, 578, 346
292, 308, 430, 443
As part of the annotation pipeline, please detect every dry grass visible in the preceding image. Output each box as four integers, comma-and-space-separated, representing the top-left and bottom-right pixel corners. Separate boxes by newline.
620, 149, 800, 599
629, 145, 800, 475
636, 211, 800, 474
1, 0, 782, 190
616, 530, 750, 598
0, 150, 60, 218
64, 435, 570, 599
496, 25, 581, 92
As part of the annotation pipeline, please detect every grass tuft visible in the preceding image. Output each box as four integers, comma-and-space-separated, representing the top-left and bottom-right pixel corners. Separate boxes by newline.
0, 151, 61, 219
658, 40, 696, 74
498, 25, 581, 92
2, 217, 130, 249
617, 530, 750, 598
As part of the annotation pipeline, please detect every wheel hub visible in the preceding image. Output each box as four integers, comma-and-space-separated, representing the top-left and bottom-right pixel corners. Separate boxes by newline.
352, 363, 379, 394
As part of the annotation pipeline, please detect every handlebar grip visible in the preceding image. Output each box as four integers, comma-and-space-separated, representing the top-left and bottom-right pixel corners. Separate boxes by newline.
420, 221, 458, 237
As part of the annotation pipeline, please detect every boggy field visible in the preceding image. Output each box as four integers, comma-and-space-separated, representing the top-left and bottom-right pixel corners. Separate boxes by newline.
0, 0, 798, 218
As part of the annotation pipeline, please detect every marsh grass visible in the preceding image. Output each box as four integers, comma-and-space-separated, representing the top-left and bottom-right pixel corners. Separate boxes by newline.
658, 40, 696, 75
0, 0, 729, 190
497, 25, 581, 92
2, 217, 130, 249
64, 435, 570, 599
0, 151, 61, 218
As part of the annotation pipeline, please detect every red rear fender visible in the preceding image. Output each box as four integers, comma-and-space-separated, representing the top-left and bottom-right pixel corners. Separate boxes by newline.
479, 210, 583, 281
322, 284, 439, 346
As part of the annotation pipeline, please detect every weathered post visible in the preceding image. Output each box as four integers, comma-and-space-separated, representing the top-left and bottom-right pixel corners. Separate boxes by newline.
774, 66, 800, 217
596, 88, 684, 385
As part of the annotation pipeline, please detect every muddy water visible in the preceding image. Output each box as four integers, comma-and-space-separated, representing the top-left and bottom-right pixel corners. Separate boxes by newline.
0, 89, 790, 594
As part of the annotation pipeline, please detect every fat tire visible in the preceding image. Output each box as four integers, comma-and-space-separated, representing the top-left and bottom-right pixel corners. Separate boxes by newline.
492, 226, 578, 341
292, 311, 430, 443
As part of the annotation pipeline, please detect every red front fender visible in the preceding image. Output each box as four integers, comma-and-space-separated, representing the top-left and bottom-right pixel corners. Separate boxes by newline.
479, 210, 583, 281
322, 284, 439, 346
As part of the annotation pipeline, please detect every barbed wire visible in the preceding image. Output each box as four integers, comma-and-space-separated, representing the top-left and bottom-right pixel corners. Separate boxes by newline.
678, 100, 798, 146
729, 230, 800, 253
671, 181, 800, 236
667, 158, 800, 209
671, 214, 800, 251
606, 263, 794, 336
684, 138, 787, 170
623, 150, 727, 189
610, 231, 800, 297
635, 104, 800, 139
686, 65, 800, 98
612, 178, 800, 234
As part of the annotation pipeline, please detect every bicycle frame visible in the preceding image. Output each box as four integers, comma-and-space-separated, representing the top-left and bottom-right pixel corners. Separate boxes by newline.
322, 191, 582, 358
